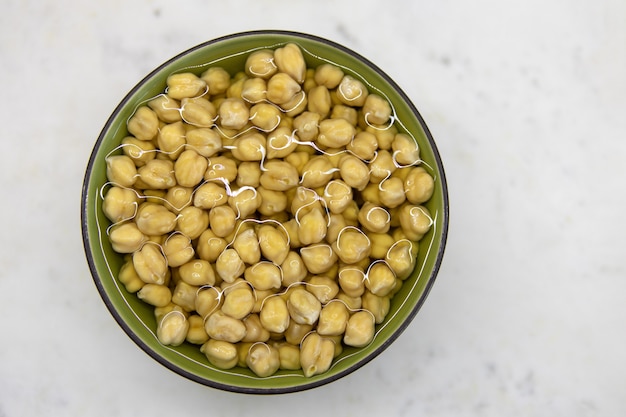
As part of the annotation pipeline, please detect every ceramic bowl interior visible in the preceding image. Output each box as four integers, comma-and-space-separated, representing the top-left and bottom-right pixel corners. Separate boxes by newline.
81, 30, 448, 394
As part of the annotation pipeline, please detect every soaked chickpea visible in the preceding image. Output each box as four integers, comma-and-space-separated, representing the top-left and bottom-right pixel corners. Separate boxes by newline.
103, 42, 436, 378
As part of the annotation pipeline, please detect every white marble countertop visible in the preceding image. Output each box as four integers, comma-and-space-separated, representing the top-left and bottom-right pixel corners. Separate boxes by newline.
1, 0, 625, 415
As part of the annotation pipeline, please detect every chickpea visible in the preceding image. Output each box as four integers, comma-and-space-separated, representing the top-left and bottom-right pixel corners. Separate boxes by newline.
118, 260, 145, 293
284, 90, 309, 119
363, 93, 392, 125
338, 154, 370, 191
300, 332, 335, 377
242, 314, 271, 343
204, 155, 238, 183
259, 160, 299, 191
284, 151, 311, 175
249, 102, 281, 132
237, 342, 253, 368
259, 295, 290, 334
297, 207, 328, 246
317, 118, 355, 149
369, 149, 396, 184
300, 155, 337, 189
137, 283, 171, 307
231, 227, 260, 265
303, 85, 330, 118
200, 66, 231, 96
317, 300, 350, 336
330, 104, 358, 126
180, 96, 217, 127
365, 261, 396, 297
231, 132, 266, 162
306, 276, 339, 304
392, 133, 420, 166
230, 187, 262, 219
195, 286, 222, 318
357, 202, 391, 234
201, 339, 239, 369
241, 77, 267, 104
208, 205, 237, 238
216, 248, 246, 283
378, 176, 406, 209
163, 186, 192, 213
204, 310, 246, 343
338, 266, 366, 298
369, 124, 396, 150
347, 131, 378, 162
193, 182, 228, 209
121, 136, 156, 167
266, 126, 298, 159
171, 280, 199, 312
244, 262, 282, 291
336, 291, 362, 311
148, 94, 182, 124
163, 233, 194, 268
290, 186, 322, 218
246, 343, 281, 377
166, 72, 206, 100
174, 206, 208, 240
293, 111, 320, 142
360, 182, 382, 206
278, 251, 306, 287
135, 202, 177, 236
249, 288, 275, 314
245, 49, 278, 79
217, 97, 250, 130
300, 244, 337, 275
322, 180, 353, 215
404, 166, 435, 205
257, 224, 290, 265
156, 309, 189, 346
137, 159, 176, 190
398, 203, 433, 241
283, 321, 311, 347
156, 121, 185, 160
233, 162, 260, 189
128, 106, 159, 141
287, 287, 322, 325
274, 342, 301, 370
385, 240, 417, 280
178, 259, 216, 287
367, 231, 396, 260
337, 75, 368, 107
173, 149, 207, 188
196, 228, 227, 263
325, 213, 347, 244
274, 43, 306, 84
361, 290, 390, 324
343, 311, 375, 348
332, 226, 371, 265
226, 72, 248, 99
106, 155, 137, 188
132, 243, 168, 285
266, 72, 301, 105
256, 186, 287, 217
103, 186, 139, 223
185, 127, 222, 158
222, 285, 256, 320
185, 314, 209, 345
314, 63, 344, 89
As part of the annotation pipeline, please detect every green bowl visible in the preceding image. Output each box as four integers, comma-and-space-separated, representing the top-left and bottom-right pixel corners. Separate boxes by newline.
81, 30, 449, 394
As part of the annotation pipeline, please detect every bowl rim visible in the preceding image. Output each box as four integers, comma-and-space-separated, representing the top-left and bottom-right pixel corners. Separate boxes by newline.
81, 29, 449, 394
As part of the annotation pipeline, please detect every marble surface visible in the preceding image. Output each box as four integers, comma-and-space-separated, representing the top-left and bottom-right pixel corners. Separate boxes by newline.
1, 0, 625, 415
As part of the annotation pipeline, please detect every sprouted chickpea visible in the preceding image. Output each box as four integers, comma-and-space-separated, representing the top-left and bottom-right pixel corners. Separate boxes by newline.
103, 42, 436, 378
